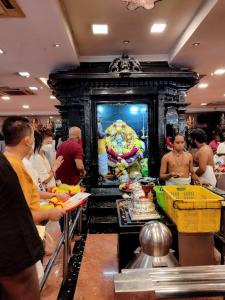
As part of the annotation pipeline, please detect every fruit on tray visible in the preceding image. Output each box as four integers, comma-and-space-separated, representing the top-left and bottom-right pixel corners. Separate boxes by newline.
50, 184, 84, 196
49, 196, 64, 209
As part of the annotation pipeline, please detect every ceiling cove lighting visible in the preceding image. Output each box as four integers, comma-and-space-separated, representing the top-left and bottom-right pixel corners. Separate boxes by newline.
1, 96, 10, 101
214, 68, 225, 75
92, 24, 108, 35
39, 77, 48, 87
198, 83, 208, 89
18, 72, 30, 78
29, 86, 38, 91
150, 23, 167, 33
22, 105, 30, 109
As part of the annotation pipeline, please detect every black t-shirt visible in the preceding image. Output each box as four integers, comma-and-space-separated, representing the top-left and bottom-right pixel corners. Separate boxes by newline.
0, 152, 44, 276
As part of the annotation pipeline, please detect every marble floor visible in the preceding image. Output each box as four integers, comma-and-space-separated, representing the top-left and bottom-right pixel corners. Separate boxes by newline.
74, 234, 118, 300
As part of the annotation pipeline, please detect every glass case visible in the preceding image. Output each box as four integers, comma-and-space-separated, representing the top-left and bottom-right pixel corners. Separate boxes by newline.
96, 103, 149, 184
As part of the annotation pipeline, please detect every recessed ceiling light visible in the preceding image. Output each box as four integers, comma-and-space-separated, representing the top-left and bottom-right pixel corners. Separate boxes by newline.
18, 72, 30, 78
214, 68, 225, 75
50, 95, 56, 99
1, 96, 10, 101
0, 49, 4, 54
193, 42, 200, 46
198, 83, 208, 89
22, 105, 30, 109
49, 116, 53, 119
39, 77, 48, 87
150, 23, 167, 33
201, 103, 207, 106
123, 40, 130, 44
92, 24, 108, 35
29, 86, 38, 91
54, 44, 61, 48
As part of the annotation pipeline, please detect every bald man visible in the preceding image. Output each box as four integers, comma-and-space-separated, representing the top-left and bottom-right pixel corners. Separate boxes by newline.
56, 127, 86, 185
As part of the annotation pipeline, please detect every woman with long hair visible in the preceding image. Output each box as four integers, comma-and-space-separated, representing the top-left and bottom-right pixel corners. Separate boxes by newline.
31, 129, 63, 189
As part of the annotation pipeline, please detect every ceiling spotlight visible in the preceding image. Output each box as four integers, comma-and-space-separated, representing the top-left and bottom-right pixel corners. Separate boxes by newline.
123, 40, 130, 44
22, 105, 30, 109
50, 95, 56, 99
201, 103, 207, 106
92, 24, 108, 35
214, 68, 225, 75
198, 83, 208, 89
54, 44, 61, 48
39, 77, 48, 87
193, 42, 200, 46
29, 86, 38, 91
18, 72, 30, 78
151, 23, 167, 33
0, 48, 4, 54
1, 96, 10, 101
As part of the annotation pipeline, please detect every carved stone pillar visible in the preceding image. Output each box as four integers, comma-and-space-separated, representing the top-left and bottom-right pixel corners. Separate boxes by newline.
177, 108, 186, 135
177, 91, 189, 135
158, 93, 166, 156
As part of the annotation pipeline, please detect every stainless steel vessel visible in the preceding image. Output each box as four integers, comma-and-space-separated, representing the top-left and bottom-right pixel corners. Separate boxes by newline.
128, 221, 178, 269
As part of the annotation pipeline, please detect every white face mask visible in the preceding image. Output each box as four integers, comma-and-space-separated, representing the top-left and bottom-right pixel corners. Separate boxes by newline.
41, 144, 52, 152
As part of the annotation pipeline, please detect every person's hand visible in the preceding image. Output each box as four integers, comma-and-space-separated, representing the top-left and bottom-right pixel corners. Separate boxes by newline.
198, 178, 211, 186
56, 192, 70, 201
47, 208, 66, 221
52, 156, 64, 172
80, 169, 86, 177
170, 172, 180, 178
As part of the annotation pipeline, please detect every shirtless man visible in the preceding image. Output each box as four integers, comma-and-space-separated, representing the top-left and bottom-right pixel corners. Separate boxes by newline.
160, 134, 203, 185
190, 128, 217, 187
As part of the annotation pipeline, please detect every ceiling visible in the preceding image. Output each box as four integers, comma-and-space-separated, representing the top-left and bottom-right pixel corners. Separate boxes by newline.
0, 0, 225, 115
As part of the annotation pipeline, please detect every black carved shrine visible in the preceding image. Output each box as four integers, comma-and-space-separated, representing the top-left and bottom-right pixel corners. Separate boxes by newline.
48, 59, 199, 187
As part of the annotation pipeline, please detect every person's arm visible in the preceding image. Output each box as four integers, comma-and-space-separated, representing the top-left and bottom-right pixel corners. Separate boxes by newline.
32, 208, 65, 224
160, 155, 177, 181
189, 155, 201, 182
74, 144, 86, 177
195, 150, 208, 176
42, 155, 64, 184
75, 159, 86, 176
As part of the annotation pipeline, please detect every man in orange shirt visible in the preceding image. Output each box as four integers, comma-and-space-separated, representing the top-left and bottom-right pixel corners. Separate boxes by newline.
2, 116, 65, 223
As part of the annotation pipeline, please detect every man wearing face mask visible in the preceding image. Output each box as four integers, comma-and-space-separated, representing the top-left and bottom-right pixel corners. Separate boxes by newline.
3, 116, 66, 223
56, 127, 86, 185
190, 128, 217, 187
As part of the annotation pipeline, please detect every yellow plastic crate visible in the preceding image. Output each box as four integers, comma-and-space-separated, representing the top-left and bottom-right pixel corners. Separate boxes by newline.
163, 185, 223, 233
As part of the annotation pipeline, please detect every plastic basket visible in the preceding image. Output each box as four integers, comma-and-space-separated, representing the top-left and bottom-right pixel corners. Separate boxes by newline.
163, 185, 223, 233
153, 186, 166, 210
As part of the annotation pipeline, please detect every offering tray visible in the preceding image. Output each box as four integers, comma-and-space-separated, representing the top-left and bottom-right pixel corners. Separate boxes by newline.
128, 208, 160, 221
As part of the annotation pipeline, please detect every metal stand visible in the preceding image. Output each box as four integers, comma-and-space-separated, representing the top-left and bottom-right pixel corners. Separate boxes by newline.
63, 212, 70, 283
40, 208, 82, 291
